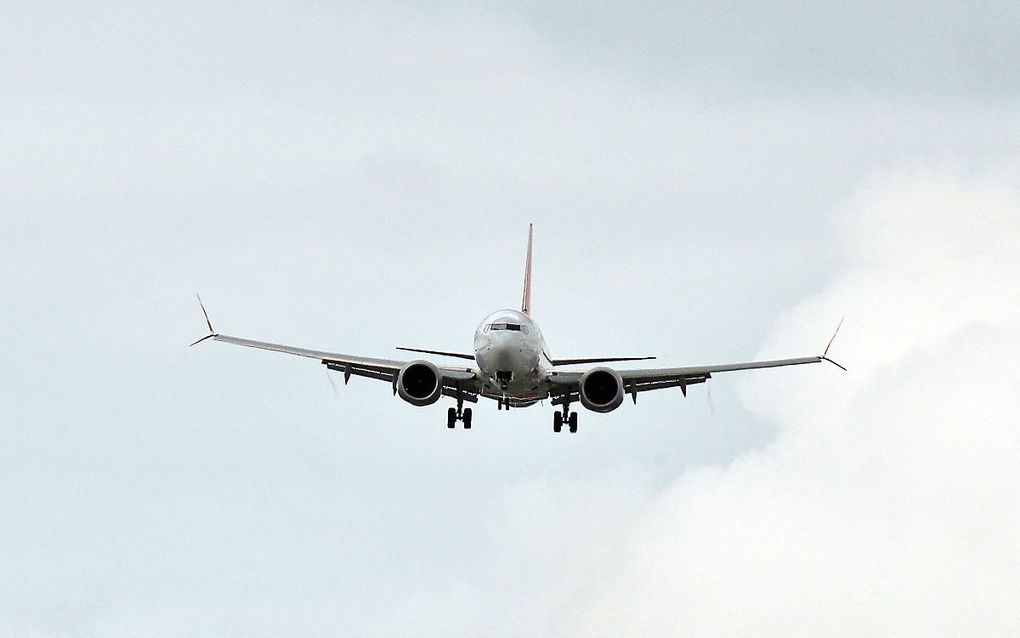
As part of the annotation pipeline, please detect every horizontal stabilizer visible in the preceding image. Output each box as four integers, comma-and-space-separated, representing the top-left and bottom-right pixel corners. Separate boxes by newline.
551, 356, 656, 366
396, 347, 476, 361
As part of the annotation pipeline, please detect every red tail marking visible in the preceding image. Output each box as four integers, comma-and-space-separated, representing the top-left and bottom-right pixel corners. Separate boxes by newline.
521, 223, 533, 315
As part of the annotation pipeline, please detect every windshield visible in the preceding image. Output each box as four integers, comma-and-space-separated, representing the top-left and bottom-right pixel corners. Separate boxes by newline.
486, 322, 528, 334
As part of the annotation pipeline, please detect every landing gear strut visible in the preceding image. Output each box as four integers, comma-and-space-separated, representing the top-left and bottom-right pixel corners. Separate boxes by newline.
447, 395, 472, 429
553, 403, 578, 433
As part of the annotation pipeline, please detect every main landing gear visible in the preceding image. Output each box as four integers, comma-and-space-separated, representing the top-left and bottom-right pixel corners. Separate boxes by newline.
447, 395, 472, 429
553, 403, 578, 434
448, 387, 471, 428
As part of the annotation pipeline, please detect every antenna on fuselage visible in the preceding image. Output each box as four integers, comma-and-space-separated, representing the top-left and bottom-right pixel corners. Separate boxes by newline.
521, 223, 533, 315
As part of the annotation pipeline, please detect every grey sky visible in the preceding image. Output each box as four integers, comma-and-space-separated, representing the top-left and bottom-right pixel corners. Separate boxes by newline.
502, 1, 1020, 99
1, 2, 1018, 635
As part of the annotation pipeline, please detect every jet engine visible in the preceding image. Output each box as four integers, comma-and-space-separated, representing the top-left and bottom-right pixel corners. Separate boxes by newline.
578, 367, 625, 413
396, 360, 443, 406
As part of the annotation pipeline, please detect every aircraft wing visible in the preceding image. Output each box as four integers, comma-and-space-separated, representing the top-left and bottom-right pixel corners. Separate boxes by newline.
190, 297, 479, 398
619, 355, 828, 383
547, 322, 845, 404
200, 333, 479, 395
211, 334, 407, 372
547, 355, 828, 401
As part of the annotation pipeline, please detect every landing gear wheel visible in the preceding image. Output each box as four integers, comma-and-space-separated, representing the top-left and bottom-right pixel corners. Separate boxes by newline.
447, 407, 457, 429
568, 412, 578, 433
553, 411, 562, 433
463, 408, 473, 429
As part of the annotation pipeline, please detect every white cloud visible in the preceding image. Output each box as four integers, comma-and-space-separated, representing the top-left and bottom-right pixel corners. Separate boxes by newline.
375, 162, 1020, 637
3, 2, 1019, 634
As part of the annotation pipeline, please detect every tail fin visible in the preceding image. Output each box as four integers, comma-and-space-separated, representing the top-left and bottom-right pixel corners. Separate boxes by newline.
521, 223, 533, 315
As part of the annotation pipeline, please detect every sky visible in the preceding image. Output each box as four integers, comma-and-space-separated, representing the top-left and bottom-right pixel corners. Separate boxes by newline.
1, 2, 1018, 636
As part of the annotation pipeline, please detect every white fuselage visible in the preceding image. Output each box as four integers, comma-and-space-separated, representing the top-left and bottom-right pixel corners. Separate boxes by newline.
472, 309, 550, 403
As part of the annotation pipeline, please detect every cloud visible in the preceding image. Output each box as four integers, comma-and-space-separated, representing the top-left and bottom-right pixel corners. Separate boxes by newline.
372, 161, 1020, 636
3, 3, 1019, 634
579, 162, 1020, 635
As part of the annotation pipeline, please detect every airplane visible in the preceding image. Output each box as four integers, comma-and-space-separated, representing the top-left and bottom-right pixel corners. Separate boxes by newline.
191, 224, 844, 433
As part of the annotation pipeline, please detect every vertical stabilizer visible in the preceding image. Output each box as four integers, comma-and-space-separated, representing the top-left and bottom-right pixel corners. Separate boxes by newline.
521, 223, 533, 315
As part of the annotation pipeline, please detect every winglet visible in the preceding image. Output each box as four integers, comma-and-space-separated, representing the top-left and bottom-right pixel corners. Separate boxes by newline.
820, 317, 846, 371
521, 223, 533, 315
190, 293, 218, 347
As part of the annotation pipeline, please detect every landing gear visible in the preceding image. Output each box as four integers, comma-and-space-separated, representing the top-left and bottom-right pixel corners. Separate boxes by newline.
553, 403, 578, 434
448, 396, 472, 429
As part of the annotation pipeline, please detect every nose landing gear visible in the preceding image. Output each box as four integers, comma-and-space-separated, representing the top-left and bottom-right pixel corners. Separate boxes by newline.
553, 403, 578, 433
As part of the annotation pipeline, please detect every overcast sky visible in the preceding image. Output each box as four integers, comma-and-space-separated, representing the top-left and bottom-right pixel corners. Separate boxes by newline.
2, 2, 1018, 636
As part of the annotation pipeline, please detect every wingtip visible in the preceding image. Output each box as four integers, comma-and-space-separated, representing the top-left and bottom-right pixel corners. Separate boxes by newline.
189, 333, 216, 348
816, 318, 846, 370
823, 317, 844, 358
821, 355, 848, 372
196, 293, 215, 333
191, 293, 218, 347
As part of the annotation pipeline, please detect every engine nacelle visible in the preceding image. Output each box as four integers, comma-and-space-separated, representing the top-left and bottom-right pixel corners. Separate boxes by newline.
396, 360, 443, 406
578, 367, 625, 413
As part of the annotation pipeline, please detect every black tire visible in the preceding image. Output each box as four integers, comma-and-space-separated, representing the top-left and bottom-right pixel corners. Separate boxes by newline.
568, 412, 578, 433
447, 407, 457, 429
553, 411, 562, 433
463, 408, 473, 429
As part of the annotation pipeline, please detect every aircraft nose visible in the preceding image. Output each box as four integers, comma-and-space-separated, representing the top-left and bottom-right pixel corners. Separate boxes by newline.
484, 340, 538, 370
488, 342, 515, 369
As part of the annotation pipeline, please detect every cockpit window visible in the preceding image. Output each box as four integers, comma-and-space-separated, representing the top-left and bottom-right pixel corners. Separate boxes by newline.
487, 322, 528, 334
